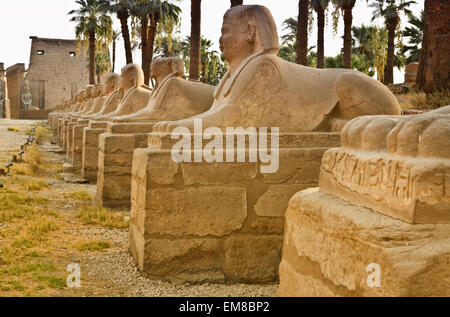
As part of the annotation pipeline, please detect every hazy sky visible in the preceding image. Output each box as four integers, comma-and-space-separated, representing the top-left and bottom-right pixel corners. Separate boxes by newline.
0, 0, 423, 83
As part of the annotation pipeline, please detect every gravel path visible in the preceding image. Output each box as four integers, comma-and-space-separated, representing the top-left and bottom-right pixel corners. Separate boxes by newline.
0, 119, 278, 297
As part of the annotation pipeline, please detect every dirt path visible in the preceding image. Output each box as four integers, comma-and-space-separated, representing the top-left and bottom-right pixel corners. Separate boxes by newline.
0, 120, 278, 297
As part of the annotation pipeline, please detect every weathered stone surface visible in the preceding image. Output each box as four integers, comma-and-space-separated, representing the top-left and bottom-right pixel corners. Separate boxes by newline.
142, 238, 224, 284
181, 162, 258, 186
320, 108, 450, 224
145, 187, 247, 237
249, 217, 285, 234
278, 188, 450, 297
224, 235, 282, 283
263, 148, 329, 185
255, 184, 309, 217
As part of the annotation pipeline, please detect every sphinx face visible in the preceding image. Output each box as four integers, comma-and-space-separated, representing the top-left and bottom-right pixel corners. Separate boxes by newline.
102, 78, 114, 95
220, 14, 250, 64
120, 67, 135, 91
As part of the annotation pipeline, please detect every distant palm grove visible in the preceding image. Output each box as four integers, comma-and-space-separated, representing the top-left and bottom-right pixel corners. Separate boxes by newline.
69, 0, 449, 96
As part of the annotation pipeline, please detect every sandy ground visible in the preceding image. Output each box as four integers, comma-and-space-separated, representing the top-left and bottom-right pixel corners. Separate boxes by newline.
0, 119, 278, 297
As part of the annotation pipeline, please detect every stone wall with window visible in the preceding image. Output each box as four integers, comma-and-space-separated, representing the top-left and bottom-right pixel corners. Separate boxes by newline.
26, 36, 89, 110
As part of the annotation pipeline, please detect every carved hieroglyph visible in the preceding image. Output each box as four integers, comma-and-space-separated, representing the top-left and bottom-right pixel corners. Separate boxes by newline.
278, 107, 450, 297
320, 106, 450, 224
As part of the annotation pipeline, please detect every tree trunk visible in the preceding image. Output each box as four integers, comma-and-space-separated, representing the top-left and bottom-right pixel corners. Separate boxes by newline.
384, 22, 397, 85
317, 7, 325, 69
230, 0, 243, 7
297, 0, 309, 65
343, 5, 354, 69
190, 0, 201, 81
141, 16, 150, 85
118, 10, 133, 65
416, 0, 450, 93
112, 40, 116, 72
146, 12, 159, 86
89, 32, 96, 84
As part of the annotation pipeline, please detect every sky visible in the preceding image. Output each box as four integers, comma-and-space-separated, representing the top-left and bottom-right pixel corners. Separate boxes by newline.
0, 0, 424, 84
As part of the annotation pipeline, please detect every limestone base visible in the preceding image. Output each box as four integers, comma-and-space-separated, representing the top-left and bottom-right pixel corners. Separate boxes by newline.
130, 132, 340, 283
96, 129, 152, 208
81, 124, 107, 182
278, 188, 450, 297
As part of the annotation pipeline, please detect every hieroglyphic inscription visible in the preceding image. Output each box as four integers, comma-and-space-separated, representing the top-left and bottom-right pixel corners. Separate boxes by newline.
322, 149, 450, 206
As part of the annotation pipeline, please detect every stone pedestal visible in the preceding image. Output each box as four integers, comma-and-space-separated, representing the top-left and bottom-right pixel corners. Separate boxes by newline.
81, 121, 109, 181
96, 123, 154, 208
66, 118, 79, 157
72, 119, 90, 169
278, 189, 450, 297
278, 111, 450, 296
129, 132, 340, 283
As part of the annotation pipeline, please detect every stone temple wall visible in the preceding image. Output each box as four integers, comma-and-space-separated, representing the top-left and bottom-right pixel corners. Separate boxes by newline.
27, 36, 89, 110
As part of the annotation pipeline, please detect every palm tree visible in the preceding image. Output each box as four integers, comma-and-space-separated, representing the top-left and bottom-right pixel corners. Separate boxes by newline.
178, 36, 227, 85
416, 0, 450, 93
369, 0, 416, 84
332, 0, 356, 69
130, 0, 181, 85
103, 0, 134, 64
95, 47, 112, 82
311, 0, 330, 68
69, 0, 114, 84
231, 0, 243, 7
111, 30, 121, 72
353, 25, 388, 79
190, 0, 201, 80
297, 0, 309, 65
401, 10, 423, 64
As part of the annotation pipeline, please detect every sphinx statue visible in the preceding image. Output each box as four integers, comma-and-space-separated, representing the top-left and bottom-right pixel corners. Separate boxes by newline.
70, 74, 121, 164
95, 57, 215, 207
80, 65, 151, 180
94, 64, 152, 121
155, 5, 401, 133
86, 73, 122, 119
112, 57, 215, 123
74, 85, 95, 116
83, 84, 104, 116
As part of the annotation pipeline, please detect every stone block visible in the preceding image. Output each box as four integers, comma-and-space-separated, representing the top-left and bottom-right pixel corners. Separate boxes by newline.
224, 235, 283, 283
142, 238, 224, 284
278, 188, 450, 297
144, 187, 247, 237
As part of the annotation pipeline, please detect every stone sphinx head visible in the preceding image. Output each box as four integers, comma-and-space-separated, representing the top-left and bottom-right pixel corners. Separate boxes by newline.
150, 57, 184, 87
102, 73, 120, 96
220, 5, 280, 66
120, 64, 144, 92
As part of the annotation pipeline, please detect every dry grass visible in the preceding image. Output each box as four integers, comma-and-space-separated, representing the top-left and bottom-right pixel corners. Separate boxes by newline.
77, 205, 129, 229
400, 89, 450, 110
11, 177, 49, 191
75, 240, 111, 252
64, 190, 92, 202
0, 123, 129, 296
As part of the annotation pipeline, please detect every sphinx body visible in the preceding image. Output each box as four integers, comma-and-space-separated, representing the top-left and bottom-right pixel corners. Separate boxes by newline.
112, 57, 215, 124
95, 57, 215, 207
155, 5, 400, 133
